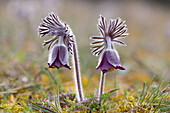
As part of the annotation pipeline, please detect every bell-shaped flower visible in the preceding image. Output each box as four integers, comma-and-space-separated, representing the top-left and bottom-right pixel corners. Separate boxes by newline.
48, 44, 71, 69
38, 12, 84, 102
38, 12, 74, 70
96, 49, 125, 73
90, 15, 128, 73
38, 12, 74, 53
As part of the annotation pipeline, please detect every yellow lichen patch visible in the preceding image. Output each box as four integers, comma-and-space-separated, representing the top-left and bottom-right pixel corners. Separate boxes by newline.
111, 93, 137, 112
116, 104, 131, 112
0, 103, 26, 113
127, 95, 134, 102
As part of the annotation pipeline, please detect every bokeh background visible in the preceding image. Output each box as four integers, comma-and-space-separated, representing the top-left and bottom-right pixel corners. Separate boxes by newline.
0, 0, 169, 95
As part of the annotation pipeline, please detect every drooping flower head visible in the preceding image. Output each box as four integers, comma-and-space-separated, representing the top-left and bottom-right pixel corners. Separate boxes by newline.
38, 13, 84, 102
38, 12, 74, 69
91, 15, 128, 73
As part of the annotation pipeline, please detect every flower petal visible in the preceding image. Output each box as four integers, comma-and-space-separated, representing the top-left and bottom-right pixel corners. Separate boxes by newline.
107, 49, 125, 70
48, 44, 71, 69
115, 65, 125, 70
106, 49, 120, 66
58, 45, 69, 65
96, 51, 113, 72
53, 57, 63, 69
48, 45, 59, 66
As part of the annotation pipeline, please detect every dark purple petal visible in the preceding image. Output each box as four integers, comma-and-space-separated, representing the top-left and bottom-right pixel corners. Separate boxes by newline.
96, 51, 113, 72
53, 56, 63, 69
96, 49, 125, 73
48, 45, 59, 66
115, 66, 125, 70
48, 63, 54, 68
58, 45, 68, 65
64, 64, 71, 70
48, 44, 71, 70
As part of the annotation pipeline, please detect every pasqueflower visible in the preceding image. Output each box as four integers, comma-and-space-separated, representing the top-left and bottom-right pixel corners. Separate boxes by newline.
38, 12, 84, 101
38, 12, 73, 69
91, 15, 128, 73
90, 15, 128, 106
48, 44, 71, 69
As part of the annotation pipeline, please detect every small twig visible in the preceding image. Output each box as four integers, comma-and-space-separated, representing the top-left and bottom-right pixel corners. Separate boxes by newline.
0, 90, 17, 94
0, 83, 38, 94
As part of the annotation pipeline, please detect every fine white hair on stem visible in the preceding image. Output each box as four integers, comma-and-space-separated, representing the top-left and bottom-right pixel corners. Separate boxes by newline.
98, 71, 106, 106
72, 38, 84, 101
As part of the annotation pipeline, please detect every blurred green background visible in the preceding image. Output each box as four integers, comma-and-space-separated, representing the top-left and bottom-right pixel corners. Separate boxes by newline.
0, 0, 169, 93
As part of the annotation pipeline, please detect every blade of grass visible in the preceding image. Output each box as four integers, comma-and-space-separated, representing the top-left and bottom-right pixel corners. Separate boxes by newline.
27, 100, 57, 113
19, 66, 40, 90
153, 90, 169, 112
40, 67, 58, 86
34, 67, 62, 112
160, 100, 170, 112
48, 102, 60, 112
146, 81, 163, 104
104, 88, 120, 95
140, 76, 156, 104
157, 83, 169, 98
4, 75, 23, 97
147, 80, 165, 106
101, 88, 119, 104
139, 82, 146, 104
153, 95, 165, 113
55, 87, 62, 113
76, 97, 98, 106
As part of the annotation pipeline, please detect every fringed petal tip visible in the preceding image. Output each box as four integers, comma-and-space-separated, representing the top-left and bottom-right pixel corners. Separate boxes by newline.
114, 65, 125, 70
64, 64, 71, 70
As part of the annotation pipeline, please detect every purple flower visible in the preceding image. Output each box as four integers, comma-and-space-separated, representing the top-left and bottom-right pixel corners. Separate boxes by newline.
48, 44, 71, 69
90, 15, 128, 73
38, 12, 74, 53
38, 12, 85, 101
96, 49, 125, 73
38, 12, 74, 70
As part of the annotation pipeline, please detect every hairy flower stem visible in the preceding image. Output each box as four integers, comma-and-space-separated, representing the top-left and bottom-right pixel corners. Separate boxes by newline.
72, 39, 84, 102
58, 36, 63, 45
98, 71, 106, 106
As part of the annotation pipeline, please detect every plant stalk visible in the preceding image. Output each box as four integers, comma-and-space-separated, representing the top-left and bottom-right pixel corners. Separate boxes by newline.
72, 39, 84, 102
98, 71, 106, 106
